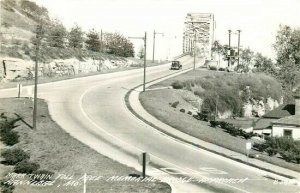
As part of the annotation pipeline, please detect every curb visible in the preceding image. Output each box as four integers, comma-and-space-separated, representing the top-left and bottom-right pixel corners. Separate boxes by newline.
124, 74, 298, 182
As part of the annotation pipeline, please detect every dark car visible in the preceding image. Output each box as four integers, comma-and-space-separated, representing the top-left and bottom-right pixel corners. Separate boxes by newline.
170, 61, 182, 70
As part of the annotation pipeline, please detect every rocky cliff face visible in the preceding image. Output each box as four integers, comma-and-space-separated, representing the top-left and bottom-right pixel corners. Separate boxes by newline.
0, 57, 141, 81
243, 97, 281, 118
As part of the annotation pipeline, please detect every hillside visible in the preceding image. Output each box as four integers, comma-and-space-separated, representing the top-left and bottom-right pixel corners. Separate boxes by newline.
147, 69, 283, 118
0, 0, 142, 82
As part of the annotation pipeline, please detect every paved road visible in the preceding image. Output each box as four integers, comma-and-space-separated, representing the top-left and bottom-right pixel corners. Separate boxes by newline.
0, 56, 298, 193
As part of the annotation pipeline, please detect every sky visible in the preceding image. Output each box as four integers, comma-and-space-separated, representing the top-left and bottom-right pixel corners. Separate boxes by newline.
33, 0, 300, 60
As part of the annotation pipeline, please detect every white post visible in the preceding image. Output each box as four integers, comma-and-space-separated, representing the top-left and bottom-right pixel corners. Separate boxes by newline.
83, 173, 87, 193
17, 83, 22, 98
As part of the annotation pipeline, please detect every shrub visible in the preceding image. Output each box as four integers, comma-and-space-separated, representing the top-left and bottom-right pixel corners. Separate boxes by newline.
187, 111, 192, 115
0, 179, 14, 193
1, 131, 19, 146
280, 151, 295, 162
252, 143, 268, 152
171, 101, 179, 108
0, 118, 20, 146
171, 81, 184, 89
14, 161, 40, 174
180, 109, 185, 113
1, 148, 30, 165
197, 112, 208, 122
266, 147, 277, 156
218, 67, 226, 71
242, 131, 254, 140
209, 120, 219, 128
229, 128, 239, 136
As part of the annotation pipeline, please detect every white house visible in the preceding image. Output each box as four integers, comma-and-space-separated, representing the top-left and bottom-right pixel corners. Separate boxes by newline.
272, 89, 300, 140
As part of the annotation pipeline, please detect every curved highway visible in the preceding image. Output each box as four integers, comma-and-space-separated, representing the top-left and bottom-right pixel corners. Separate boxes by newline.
0, 56, 298, 193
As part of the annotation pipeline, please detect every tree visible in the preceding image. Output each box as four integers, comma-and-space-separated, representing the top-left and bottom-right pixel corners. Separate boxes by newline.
137, 46, 144, 59
274, 25, 300, 68
20, 0, 49, 21
68, 24, 84, 49
45, 19, 67, 48
273, 25, 300, 92
103, 32, 134, 57
85, 29, 101, 52
237, 48, 254, 72
253, 53, 276, 74
211, 40, 226, 64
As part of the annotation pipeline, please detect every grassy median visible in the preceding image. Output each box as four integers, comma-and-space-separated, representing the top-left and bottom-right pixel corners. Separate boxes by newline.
0, 98, 171, 193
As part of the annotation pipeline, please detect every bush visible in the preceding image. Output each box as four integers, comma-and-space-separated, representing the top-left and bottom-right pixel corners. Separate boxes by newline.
180, 109, 185, 113
0, 179, 14, 193
266, 147, 277, 156
209, 120, 219, 128
0, 118, 20, 146
187, 111, 192, 115
14, 161, 40, 174
242, 131, 254, 140
1, 148, 30, 165
253, 143, 268, 152
1, 131, 19, 146
280, 151, 295, 162
171, 81, 184, 89
218, 67, 226, 71
171, 101, 179, 108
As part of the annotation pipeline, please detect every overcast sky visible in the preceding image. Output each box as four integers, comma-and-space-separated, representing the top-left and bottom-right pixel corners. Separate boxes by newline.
34, 0, 300, 60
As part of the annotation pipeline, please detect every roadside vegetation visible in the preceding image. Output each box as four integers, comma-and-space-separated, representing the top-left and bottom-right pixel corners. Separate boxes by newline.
0, 98, 171, 193
0, 0, 135, 61
151, 69, 282, 117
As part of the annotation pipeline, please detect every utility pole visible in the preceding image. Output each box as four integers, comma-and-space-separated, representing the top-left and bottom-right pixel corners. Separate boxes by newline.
237, 30, 241, 66
143, 32, 147, 92
228, 30, 232, 67
129, 32, 147, 92
100, 29, 103, 52
33, 22, 43, 130
152, 30, 163, 63
193, 30, 196, 70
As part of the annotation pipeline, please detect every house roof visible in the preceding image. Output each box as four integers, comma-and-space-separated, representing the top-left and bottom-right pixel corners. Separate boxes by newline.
254, 118, 274, 129
263, 104, 295, 119
272, 115, 300, 127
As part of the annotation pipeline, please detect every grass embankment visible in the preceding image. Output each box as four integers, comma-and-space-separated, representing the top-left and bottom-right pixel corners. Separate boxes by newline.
140, 69, 300, 172
0, 98, 171, 193
150, 70, 282, 116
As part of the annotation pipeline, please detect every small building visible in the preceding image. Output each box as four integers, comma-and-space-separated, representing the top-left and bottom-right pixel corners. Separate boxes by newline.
253, 103, 294, 137
271, 89, 300, 139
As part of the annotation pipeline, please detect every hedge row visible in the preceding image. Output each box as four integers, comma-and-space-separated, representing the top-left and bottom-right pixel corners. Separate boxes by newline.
0, 114, 54, 192
209, 120, 256, 139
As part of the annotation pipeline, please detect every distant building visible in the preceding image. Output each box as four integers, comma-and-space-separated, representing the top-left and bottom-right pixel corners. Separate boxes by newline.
253, 89, 300, 139
272, 89, 300, 139
183, 13, 215, 60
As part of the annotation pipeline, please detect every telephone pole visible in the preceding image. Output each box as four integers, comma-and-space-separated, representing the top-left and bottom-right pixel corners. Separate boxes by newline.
193, 30, 196, 70
237, 30, 241, 66
33, 22, 43, 129
129, 32, 147, 92
228, 30, 232, 67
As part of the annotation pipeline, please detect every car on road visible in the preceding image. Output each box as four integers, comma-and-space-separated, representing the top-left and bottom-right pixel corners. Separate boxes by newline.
170, 61, 182, 70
